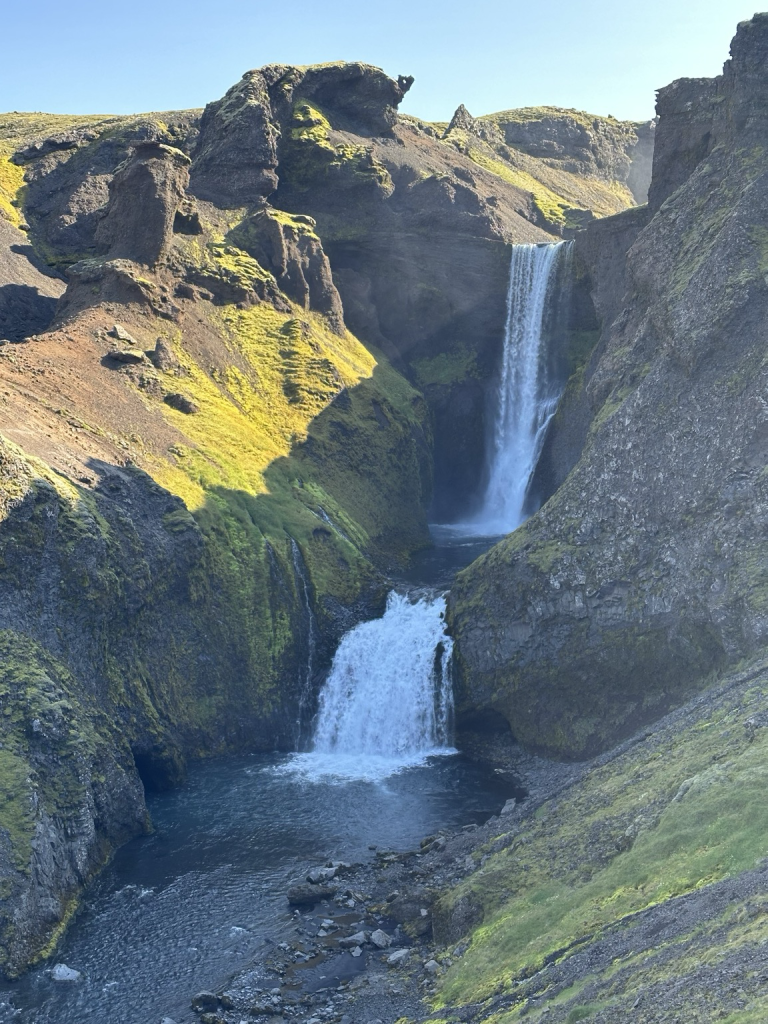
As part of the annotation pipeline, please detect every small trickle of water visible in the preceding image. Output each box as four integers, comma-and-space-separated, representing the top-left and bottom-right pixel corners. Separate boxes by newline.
287, 591, 455, 781
291, 538, 316, 747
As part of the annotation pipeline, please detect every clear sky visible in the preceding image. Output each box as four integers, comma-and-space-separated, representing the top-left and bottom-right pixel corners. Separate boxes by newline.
1, 1, 762, 123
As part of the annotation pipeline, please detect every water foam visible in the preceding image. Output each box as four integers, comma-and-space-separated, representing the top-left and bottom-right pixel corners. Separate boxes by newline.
285, 591, 455, 782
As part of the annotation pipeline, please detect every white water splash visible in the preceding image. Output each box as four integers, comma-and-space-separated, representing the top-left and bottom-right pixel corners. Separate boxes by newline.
286, 591, 455, 781
453, 241, 570, 538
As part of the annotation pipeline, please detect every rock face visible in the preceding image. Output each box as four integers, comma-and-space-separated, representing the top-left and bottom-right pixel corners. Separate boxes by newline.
229, 209, 344, 332
0, 219, 65, 340
190, 69, 280, 205
478, 107, 652, 189
95, 142, 192, 266
450, 14, 768, 759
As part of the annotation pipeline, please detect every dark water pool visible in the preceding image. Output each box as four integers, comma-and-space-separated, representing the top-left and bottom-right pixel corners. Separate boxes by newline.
0, 752, 513, 1024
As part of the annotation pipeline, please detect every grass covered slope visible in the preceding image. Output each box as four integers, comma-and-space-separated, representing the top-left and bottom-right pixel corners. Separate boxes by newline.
431, 657, 768, 1024
415, 104, 650, 235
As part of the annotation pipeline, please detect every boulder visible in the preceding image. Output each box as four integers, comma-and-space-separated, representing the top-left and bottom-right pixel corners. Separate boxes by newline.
163, 393, 198, 414
370, 929, 392, 949
287, 883, 337, 906
150, 338, 178, 371
190, 991, 218, 1012
306, 865, 338, 884
386, 948, 410, 966
109, 323, 137, 344
51, 964, 82, 982
107, 348, 146, 365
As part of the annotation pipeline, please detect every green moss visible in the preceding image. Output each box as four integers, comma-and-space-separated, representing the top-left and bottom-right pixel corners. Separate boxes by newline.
465, 147, 574, 229
0, 156, 25, 227
0, 748, 34, 872
435, 665, 768, 1014
279, 99, 393, 198
478, 106, 627, 134
566, 1006, 602, 1022
411, 346, 479, 388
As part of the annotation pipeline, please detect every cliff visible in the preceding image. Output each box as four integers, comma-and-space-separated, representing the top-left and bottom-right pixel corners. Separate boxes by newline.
450, 14, 768, 759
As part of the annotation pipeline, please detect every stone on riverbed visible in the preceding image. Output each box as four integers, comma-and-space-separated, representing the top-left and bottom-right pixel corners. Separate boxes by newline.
287, 882, 337, 906
307, 865, 338, 884
387, 948, 410, 966
51, 963, 82, 982
370, 928, 392, 949
191, 991, 218, 1012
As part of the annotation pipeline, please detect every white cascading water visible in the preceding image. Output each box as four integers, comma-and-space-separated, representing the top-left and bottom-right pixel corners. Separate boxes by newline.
287, 591, 455, 780
467, 240, 570, 536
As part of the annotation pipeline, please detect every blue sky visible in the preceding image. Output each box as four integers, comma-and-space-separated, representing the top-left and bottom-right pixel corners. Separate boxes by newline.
1, 1, 761, 122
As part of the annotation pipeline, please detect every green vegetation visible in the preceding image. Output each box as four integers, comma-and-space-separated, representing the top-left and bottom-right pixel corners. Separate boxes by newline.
280, 99, 393, 197
0, 156, 25, 227
434, 661, 768, 1020
0, 629, 137, 873
411, 346, 480, 388
465, 147, 580, 229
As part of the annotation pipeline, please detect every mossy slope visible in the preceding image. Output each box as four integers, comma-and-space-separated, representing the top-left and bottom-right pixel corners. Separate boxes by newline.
432, 657, 768, 1024
0, 99, 432, 975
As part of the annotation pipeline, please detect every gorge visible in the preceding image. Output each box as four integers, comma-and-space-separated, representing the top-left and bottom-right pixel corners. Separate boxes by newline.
1, 12, 768, 1024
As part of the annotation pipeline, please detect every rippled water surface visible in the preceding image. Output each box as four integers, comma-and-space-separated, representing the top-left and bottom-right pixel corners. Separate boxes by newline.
0, 752, 512, 1024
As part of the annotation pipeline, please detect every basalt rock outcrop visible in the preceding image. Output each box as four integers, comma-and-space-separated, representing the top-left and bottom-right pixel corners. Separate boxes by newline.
450, 14, 768, 760
94, 141, 192, 266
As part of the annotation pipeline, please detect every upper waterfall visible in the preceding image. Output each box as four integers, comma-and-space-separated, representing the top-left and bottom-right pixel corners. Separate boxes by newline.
466, 240, 571, 536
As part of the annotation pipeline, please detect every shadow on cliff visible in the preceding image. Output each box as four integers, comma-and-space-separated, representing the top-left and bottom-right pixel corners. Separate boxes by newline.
0, 284, 60, 341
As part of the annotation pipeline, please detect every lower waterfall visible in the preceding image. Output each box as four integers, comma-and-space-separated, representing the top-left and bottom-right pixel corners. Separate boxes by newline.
288, 590, 455, 780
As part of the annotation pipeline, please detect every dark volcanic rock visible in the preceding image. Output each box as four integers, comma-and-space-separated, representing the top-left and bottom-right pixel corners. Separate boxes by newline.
95, 142, 192, 266
287, 883, 338, 906
19, 114, 200, 269
450, 13, 768, 759
191, 70, 280, 206
229, 208, 345, 331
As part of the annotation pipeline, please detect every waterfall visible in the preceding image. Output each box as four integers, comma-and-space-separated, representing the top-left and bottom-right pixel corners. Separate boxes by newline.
468, 240, 571, 536
286, 591, 455, 780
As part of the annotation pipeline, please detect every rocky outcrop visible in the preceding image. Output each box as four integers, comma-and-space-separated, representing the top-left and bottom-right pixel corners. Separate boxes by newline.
229, 208, 344, 331
190, 61, 411, 208
15, 113, 199, 269
480, 107, 654, 195
94, 142, 192, 266
190, 69, 279, 206
450, 13, 768, 759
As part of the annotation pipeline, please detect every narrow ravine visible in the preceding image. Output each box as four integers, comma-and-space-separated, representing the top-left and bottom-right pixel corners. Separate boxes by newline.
0, 236, 570, 1024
